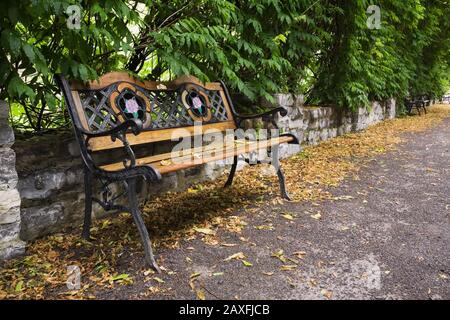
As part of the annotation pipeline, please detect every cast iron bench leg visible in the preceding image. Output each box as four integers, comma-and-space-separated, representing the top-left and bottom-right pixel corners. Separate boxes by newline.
271, 146, 292, 201
406, 104, 412, 115
275, 166, 292, 201
82, 169, 93, 240
224, 148, 292, 200
127, 178, 161, 273
224, 155, 238, 188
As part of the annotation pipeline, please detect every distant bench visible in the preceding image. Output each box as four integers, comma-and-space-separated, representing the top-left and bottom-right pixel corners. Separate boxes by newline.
55, 72, 298, 271
404, 94, 431, 115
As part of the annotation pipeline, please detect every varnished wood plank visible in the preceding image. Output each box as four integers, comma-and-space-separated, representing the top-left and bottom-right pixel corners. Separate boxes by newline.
71, 90, 90, 131
70, 71, 223, 91
100, 138, 257, 171
155, 136, 293, 174
89, 121, 237, 151
100, 136, 294, 173
219, 90, 235, 123
100, 140, 234, 171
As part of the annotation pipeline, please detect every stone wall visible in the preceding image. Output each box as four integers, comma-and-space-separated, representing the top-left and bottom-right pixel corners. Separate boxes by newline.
0, 101, 25, 260
269, 95, 396, 157
0, 96, 396, 258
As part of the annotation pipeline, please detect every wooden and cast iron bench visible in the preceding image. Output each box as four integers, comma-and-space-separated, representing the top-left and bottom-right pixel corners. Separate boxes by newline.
404, 94, 431, 116
404, 99, 423, 115
55, 72, 298, 271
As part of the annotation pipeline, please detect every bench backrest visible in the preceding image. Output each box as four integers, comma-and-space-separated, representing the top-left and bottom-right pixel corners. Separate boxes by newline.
57, 72, 237, 152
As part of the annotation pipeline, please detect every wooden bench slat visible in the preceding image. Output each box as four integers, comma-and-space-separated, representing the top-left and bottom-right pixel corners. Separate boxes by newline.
71, 90, 90, 131
100, 136, 294, 174
70, 72, 223, 91
88, 121, 237, 151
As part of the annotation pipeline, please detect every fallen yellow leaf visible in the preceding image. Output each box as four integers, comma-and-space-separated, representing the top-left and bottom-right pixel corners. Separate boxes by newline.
280, 265, 297, 271
242, 260, 253, 267
281, 213, 294, 220
221, 243, 237, 247
153, 277, 165, 284
224, 252, 246, 261
321, 289, 333, 299
193, 227, 215, 235
271, 250, 287, 263
311, 213, 322, 220
197, 290, 206, 300
160, 160, 172, 166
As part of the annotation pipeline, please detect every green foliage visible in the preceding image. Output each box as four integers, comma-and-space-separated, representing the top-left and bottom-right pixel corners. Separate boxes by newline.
1, 0, 141, 131
1, 0, 449, 132
130, 0, 332, 101
308, 0, 450, 108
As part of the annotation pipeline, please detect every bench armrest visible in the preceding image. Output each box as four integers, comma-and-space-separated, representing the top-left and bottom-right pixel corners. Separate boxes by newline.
234, 107, 288, 120
216, 80, 287, 125
233, 107, 287, 130
83, 119, 143, 172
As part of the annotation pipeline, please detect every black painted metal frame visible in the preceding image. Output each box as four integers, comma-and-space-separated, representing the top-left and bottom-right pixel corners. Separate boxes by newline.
55, 74, 298, 271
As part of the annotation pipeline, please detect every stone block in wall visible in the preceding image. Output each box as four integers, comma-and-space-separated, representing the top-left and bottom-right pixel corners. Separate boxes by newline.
204, 160, 228, 181
0, 102, 14, 148
337, 123, 353, 136
371, 102, 385, 122
319, 129, 329, 142
308, 119, 319, 130
21, 203, 65, 241
0, 122, 14, 148
19, 168, 84, 201
0, 189, 21, 224
0, 221, 21, 244
318, 118, 330, 130
294, 94, 304, 107
0, 239, 25, 260
354, 102, 388, 131
274, 113, 290, 132
278, 143, 301, 159
0, 148, 18, 191
322, 107, 334, 118
309, 108, 320, 120
289, 129, 304, 144
305, 130, 320, 145
20, 197, 85, 241
354, 107, 368, 131
385, 99, 396, 119
328, 128, 338, 139
274, 103, 308, 132
286, 107, 304, 127
287, 118, 304, 130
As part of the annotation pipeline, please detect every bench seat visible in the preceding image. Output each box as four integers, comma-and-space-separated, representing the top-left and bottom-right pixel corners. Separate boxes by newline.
100, 136, 294, 174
